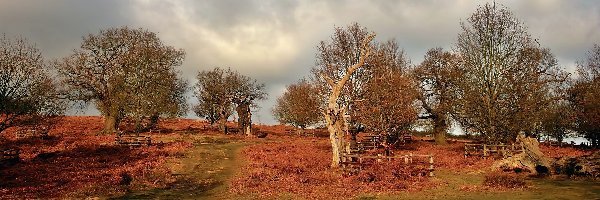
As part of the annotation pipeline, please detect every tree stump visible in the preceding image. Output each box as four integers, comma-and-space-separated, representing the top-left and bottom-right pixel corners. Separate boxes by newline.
492, 135, 552, 174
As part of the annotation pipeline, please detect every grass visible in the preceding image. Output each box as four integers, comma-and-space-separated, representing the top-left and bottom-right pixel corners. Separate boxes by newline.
110, 134, 246, 200
358, 170, 600, 200
107, 134, 600, 200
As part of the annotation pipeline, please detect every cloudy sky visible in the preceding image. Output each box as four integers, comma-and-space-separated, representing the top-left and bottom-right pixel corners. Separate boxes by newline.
1, 0, 599, 125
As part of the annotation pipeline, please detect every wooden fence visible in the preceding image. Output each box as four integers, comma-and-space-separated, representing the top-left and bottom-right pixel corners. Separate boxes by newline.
115, 134, 152, 146
341, 153, 435, 177
464, 143, 524, 158
1, 148, 19, 163
16, 129, 49, 139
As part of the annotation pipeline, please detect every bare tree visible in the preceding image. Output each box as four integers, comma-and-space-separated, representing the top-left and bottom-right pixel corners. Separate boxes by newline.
453, 3, 567, 143
570, 44, 600, 147
273, 78, 322, 130
55, 27, 187, 133
194, 67, 266, 135
0, 34, 65, 134
312, 23, 375, 168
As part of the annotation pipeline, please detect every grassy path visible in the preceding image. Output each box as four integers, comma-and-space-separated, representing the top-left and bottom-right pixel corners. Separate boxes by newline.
112, 135, 246, 200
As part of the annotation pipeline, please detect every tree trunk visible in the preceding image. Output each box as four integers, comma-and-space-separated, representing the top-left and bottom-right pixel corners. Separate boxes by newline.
434, 114, 447, 145
236, 102, 251, 136
322, 33, 374, 168
148, 113, 159, 130
218, 107, 228, 133
218, 116, 226, 133
104, 115, 118, 134
325, 107, 346, 168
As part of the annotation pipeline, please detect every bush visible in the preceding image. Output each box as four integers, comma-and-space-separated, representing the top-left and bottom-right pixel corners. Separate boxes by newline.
483, 172, 527, 189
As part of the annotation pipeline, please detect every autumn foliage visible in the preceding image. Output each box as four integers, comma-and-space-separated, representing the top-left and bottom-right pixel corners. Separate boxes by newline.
230, 138, 439, 199
0, 117, 193, 199
273, 79, 322, 129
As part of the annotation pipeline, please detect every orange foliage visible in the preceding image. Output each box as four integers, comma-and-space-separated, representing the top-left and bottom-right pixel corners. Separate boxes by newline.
230, 138, 457, 199
0, 116, 194, 199
539, 145, 596, 158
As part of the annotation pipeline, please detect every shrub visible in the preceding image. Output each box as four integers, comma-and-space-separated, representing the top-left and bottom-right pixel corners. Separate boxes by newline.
483, 172, 527, 189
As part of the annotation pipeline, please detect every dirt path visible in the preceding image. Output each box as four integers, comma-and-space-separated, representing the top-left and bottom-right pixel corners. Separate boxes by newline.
112, 136, 246, 199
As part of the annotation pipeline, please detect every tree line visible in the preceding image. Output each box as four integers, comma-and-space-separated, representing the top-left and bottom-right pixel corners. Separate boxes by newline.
0, 27, 266, 136
270, 3, 600, 167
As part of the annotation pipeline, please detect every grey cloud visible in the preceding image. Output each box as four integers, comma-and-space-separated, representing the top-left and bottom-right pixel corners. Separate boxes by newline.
1, 0, 599, 124
0, 0, 133, 59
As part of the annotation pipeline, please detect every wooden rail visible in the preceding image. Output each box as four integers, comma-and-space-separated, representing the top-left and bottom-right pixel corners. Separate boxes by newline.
464, 143, 524, 158
357, 135, 382, 150
115, 134, 151, 146
341, 153, 434, 177
15, 129, 49, 139
1, 148, 19, 163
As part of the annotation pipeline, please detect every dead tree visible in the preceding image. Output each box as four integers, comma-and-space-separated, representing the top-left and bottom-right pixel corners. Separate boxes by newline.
322, 34, 375, 168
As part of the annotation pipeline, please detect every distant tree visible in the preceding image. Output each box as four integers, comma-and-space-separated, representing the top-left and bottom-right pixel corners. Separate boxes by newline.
273, 79, 322, 130
570, 44, 600, 147
194, 67, 266, 135
540, 100, 574, 145
312, 23, 375, 167
228, 70, 267, 136
55, 27, 187, 133
0, 34, 65, 134
453, 3, 567, 143
194, 67, 232, 128
413, 48, 461, 145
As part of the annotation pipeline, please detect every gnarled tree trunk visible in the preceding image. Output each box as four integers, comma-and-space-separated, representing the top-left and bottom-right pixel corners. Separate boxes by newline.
323, 34, 374, 168
236, 101, 252, 136
434, 113, 448, 145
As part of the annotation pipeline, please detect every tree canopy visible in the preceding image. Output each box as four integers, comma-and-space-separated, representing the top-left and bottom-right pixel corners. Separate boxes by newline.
570, 44, 600, 147
413, 48, 461, 144
273, 78, 322, 129
0, 34, 65, 134
55, 27, 187, 133
452, 3, 567, 143
194, 67, 266, 134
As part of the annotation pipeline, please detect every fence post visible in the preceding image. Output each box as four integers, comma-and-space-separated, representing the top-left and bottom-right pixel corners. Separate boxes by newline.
409, 153, 413, 163
483, 144, 487, 157
429, 155, 434, 177
404, 155, 409, 164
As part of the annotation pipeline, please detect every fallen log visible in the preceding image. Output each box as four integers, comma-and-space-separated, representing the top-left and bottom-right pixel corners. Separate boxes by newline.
492, 134, 552, 174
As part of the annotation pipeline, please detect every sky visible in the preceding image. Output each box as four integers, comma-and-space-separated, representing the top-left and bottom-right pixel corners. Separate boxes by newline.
1, 0, 599, 125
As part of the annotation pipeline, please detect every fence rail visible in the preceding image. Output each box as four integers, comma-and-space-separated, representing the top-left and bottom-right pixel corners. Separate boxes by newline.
115, 134, 152, 146
464, 143, 524, 158
16, 129, 49, 139
1, 148, 19, 163
341, 153, 434, 176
